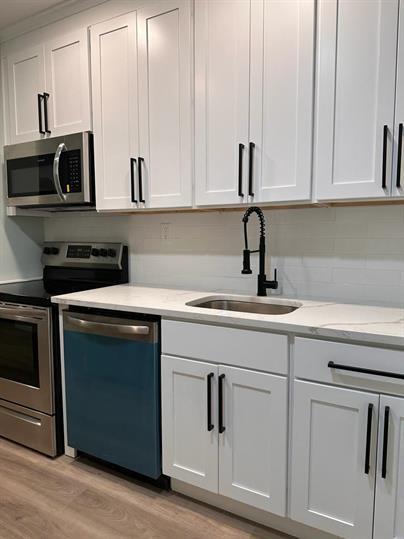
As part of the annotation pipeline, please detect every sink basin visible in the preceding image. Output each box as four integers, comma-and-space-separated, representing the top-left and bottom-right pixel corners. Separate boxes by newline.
186, 296, 301, 315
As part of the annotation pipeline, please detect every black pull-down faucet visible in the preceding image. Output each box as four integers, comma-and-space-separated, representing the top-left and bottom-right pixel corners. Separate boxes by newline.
241, 206, 278, 297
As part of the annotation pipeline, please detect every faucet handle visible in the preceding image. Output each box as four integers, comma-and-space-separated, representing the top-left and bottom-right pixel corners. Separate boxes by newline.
241, 249, 252, 274
270, 268, 279, 290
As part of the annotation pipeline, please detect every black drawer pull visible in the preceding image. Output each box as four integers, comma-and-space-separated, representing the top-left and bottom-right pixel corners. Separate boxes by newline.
218, 373, 225, 433
382, 406, 390, 479
238, 143, 245, 197
43, 92, 51, 134
130, 158, 137, 203
397, 123, 403, 188
364, 403, 373, 475
207, 373, 214, 432
328, 361, 404, 380
382, 124, 388, 189
248, 142, 255, 197
138, 157, 145, 203
37, 94, 45, 134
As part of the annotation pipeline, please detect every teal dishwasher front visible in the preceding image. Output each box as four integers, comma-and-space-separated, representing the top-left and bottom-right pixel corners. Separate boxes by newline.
63, 310, 161, 479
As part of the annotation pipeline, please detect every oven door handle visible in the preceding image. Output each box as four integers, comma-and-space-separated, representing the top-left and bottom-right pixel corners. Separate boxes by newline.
0, 305, 46, 321
53, 142, 68, 201
65, 315, 150, 337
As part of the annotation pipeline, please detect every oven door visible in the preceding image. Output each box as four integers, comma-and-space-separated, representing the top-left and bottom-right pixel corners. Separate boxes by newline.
0, 304, 54, 415
4, 132, 93, 207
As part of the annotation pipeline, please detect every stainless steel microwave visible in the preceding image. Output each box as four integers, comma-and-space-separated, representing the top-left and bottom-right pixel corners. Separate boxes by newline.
4, 132, 95, 208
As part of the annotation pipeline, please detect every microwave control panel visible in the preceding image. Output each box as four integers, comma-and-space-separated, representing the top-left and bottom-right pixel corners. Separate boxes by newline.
63, 150, 82, 193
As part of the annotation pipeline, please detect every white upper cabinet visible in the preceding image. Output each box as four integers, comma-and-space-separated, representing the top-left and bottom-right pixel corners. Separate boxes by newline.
393, 5, 404, 198
44, 28, 91, 138
194, 0, 250, 206
374, 396, 404, 539
195, 0, 314, 207
137, 0, 192, 209
6, 30, 91, 145
250, 0, 315, 203
315, 0, 399, 201
218, 366, 287, 515
93, 1, 192, 211
7, 45, 46, 144
291, 380, 379, 539
91, 13, 139, 211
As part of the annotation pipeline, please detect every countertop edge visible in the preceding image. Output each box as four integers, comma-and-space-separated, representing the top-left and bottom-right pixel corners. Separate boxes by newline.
53, 296, 404, 349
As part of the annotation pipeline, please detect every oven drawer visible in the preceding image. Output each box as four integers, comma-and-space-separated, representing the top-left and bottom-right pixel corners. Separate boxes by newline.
0, 399, 57, 456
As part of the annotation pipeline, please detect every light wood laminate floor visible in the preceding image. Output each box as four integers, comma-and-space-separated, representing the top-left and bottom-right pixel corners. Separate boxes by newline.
0, 438, 294, 539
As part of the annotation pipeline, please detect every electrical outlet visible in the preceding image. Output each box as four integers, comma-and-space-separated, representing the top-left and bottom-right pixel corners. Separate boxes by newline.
161, 223, 171, 240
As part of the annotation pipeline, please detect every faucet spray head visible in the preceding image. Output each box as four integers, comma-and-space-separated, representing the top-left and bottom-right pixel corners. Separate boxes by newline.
242, 249, 252, 274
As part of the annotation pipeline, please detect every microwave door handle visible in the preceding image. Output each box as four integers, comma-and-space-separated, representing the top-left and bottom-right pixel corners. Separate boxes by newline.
53, 142, 67, 201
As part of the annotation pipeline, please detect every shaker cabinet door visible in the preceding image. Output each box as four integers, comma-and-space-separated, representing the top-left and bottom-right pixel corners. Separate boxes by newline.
315, 0, 398, 200
291, 380, 378, 539
250, 0, 315, 203
218, 366, 287, 515
91, 13, 139, 211
374, 395, 404, 539
7, 45, 46, 144
194, 0, 250, 206
393, 5, 404, 198
161, 355, 219, 493
137, 0, 192, 209
44, 28, 91, 138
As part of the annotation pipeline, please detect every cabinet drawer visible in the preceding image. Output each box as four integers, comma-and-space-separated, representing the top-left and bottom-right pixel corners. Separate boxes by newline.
162, 320, 288, 374
295, 338, 404, 395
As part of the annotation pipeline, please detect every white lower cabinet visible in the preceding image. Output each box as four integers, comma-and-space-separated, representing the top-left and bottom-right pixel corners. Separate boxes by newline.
291, 380, 379, 539
161, 356, 218, 492
162, 355, 287, 515
374, 396, 404, 539
218, 366, 287, 515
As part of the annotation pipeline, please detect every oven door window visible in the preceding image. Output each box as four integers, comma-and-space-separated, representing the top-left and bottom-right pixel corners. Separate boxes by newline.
7, 153, 56, 198
0, 319, 39, 387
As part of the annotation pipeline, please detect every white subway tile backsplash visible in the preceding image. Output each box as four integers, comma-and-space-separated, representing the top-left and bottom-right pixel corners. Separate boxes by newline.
44, 205, 404, 307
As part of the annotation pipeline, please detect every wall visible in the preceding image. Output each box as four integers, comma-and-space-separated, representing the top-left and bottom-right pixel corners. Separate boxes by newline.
0, 61, 44, 283
44, 204, 404, 307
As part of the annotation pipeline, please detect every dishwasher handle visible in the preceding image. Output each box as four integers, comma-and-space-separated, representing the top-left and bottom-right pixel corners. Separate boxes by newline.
64, 313, 155, 341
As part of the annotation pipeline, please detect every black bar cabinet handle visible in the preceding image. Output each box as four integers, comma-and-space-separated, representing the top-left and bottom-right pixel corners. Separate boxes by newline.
138, 157, 145, 203
218, 373, 225, 433
130, 158, 137, 203
37, 94, 45, 134
382, 124, 388, 189
207, 373, 214, 432
248, 142, 255, 197
328, 361, 404, 381
43, 92, 51, 134
382, 406, 390, 479
238, 143, 245, 197
397, 123, 403, 188
364, 403, 373, 475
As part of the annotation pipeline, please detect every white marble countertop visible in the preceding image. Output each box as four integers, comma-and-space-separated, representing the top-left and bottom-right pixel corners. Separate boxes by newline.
52, 284, 404, 348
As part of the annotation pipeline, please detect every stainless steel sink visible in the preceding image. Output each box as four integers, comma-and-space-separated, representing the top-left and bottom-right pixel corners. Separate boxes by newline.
186, 296, 301, 315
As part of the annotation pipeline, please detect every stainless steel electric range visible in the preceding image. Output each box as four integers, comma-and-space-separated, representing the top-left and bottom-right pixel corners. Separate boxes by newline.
0, 242, 128, 456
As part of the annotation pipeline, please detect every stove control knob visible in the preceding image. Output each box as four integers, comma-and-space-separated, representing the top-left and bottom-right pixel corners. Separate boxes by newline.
43, 247, 51, 255
91, 248, 100, 257
50, 247, 59, 255
100, 249, 108, 257
108, 249, 116, 258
